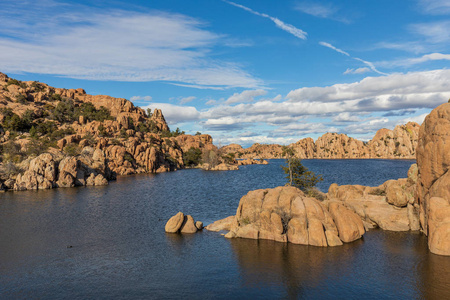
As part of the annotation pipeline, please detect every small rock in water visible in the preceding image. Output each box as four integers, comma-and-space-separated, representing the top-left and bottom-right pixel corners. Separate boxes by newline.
165, 212, 203, 234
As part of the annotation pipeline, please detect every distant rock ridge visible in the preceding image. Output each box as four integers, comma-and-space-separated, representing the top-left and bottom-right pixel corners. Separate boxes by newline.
222, 122, 420, 159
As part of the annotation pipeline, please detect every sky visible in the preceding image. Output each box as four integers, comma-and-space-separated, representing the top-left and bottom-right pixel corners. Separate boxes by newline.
1, 0, 449, 147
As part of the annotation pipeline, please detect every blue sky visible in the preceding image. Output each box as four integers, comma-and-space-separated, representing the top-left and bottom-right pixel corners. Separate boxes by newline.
1, 0, 449, 147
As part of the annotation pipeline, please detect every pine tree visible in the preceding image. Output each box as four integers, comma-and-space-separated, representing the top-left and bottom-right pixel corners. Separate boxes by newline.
281, 146, 323, 191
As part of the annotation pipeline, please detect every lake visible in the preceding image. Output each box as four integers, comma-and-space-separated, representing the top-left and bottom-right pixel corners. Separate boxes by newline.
1, 159, 449, 299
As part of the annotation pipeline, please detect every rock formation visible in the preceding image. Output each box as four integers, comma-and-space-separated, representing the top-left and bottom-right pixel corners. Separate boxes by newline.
223, 122, 420, 160
207, 186, 365, 247
0, 73, 217, 191
415, 101, 450, 256
326, 164, 420, 232
165, 212, 203, 234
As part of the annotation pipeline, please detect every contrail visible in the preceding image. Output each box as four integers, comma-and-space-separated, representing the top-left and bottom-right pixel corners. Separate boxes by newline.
319, 42, 350, 56
224, 0, 307, 40
320, 41, 388, 75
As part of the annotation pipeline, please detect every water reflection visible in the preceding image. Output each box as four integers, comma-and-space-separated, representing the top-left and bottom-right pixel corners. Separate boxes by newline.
229, 231, 450, 299
229, 238, 364, 298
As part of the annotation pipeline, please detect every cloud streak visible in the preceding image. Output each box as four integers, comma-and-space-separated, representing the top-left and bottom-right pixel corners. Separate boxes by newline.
223, 1, 307, 40
319, 41, 388, 75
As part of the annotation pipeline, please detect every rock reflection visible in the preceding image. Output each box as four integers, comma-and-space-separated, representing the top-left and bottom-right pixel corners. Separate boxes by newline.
229, 238, 364, 298
421, 252, 450, 299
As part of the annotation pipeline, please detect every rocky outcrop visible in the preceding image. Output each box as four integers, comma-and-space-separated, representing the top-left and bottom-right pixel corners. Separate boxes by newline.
0, 73, 219, 191
225, 122, 420, 159
165, 212, 203, 234
11, 147, 111, 191
326, 164, 420, 232
175, 134, 215, 153
416, 102, 450, 256
14, 153, 56, 190
238, 158, 269, 166
208, 186, 365, 246
208, 163, 239, 171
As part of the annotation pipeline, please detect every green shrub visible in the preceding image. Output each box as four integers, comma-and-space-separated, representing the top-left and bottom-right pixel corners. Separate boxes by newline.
1, 141, 24, 162
0, 108, 31, 132
31, 81, 45, 91
26, 139, 47, 157
0, 161, 21, 177
49, 128, 75, 141
74, 102, 113, 122
35, 121, 57, 136
7, 79, 27, 89
52, 99, 75, 123
183, 147, 202, 167
16, 94, 28, 104
124, 152, 134, 163
63, 143, 81, 156
282, 146, 323, 192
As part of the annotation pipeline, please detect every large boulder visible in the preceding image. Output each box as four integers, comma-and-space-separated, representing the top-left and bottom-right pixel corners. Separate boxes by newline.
327, 176, 419, 232
165, 212, 185, 233
416, 102, 450, 255
14, 153, 56, 190
165, 212, 203, 234
207, 186, 365, 246
205, 216, 237, 232
180, 215, 198, 234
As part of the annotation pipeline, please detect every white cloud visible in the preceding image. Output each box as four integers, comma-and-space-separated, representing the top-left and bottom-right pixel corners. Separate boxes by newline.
333, 112, 362, 122
287, 69, 450, 104
295, 2, 337, 18
343, 118, 391, 135
0, 3, 262, 89
294, 2, 349, 23
224, 1, 307, 40
142, 103, 201, 124
376, 41, 427, 54
131, 96, 153, 102
139, 70, 449, 146
205, 99, 218, 106
398, 113, 428, 125
179, 96, 196, 104
383, 52, 450, 67
343, 67, 371, 75
411, 21, 450, 44
225, 89, 267, 104
418, 0, 450, 15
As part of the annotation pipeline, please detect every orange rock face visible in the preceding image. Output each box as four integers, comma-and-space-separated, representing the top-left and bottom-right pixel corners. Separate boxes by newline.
0, 73, 218, 191
226, 123, 420, 159
416, 102, 450, 256
207, 186, 365, 247
326, 164, 420, 232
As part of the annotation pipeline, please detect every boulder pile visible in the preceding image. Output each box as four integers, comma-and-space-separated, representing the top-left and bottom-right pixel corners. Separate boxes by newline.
165, 212, 203, 234
206, 186, 365, 247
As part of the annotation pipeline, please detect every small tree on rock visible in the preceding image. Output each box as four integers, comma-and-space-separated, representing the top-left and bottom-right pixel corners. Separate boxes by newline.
281, 146, 323, 192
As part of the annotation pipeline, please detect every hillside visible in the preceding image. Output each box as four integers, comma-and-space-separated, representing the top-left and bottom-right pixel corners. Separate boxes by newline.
0, 73, 215, 191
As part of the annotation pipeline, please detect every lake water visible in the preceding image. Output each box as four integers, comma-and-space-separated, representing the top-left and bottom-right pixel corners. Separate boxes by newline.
1, 159, 449, 299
